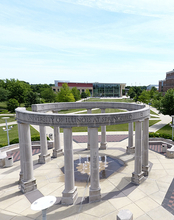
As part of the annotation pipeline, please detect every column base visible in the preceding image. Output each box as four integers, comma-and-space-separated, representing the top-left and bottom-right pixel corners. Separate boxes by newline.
100, 142, 107, 150
52, 149, 63, 158
18, 172, 23, 185
142, 164, 150, 176
61, 187, 78, 205
131, 172, 144, 185
0, 158, 5, 167
38, 154, 51, 164
21, 179, 37, 193
89, 187, 101, 203
126, 146, 135, 154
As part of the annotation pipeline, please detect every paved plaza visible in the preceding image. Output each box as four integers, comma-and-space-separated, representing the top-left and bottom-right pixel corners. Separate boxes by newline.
1, 105, 174, 219
1, 131, 174, 219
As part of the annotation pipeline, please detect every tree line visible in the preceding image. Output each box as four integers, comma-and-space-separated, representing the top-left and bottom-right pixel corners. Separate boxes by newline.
1, 79, 174, 116
0, 79, 91, 112
127, 86, 174, 116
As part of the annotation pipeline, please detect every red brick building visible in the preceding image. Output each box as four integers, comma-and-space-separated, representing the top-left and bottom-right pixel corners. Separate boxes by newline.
52, 81, 126, 97
52, 81, 93, 95
159, 69, 174, 92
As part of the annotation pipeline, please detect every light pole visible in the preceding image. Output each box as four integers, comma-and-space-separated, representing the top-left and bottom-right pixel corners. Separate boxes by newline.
2, 117, 13, 146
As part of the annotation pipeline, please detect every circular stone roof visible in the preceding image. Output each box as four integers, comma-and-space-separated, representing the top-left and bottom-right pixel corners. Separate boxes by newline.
15, 102, 150, 128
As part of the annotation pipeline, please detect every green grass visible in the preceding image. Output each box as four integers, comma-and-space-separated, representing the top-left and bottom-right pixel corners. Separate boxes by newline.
0, 101, 7, 109
0, 101, 8, 114
149, 120, 160, 127
0, 98, 163, 143
150, 110, 159, 116
0, 116, 16, 123
77, 108, 126, 114
150, 116, 159, 118
59, 120, 161, 133
58, 108, 86, 114
85, 98, 134, 102
157, 123, 172, 136
0, 124, 40, 147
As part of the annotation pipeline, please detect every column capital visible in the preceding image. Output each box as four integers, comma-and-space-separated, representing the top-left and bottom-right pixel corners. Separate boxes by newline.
136, 119, 144, 123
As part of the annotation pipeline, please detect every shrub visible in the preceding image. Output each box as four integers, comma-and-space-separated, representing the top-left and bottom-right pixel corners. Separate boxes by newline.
31, 135, 50, 141
7, 98, 19, 112
10, 138, 19, 145
149, 132, 173, 140
31, 136, 40, 141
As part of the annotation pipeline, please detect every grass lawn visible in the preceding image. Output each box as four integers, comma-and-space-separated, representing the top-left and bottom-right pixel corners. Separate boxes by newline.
150, 110, 159, 116
59, 120, 161, 133
85, 98, 134, 102
0, 124, 40, 147
58, 109, 86, 114
150, 116, 160, 118
0, 98, 163, 144
0, 116, 16, 123
157, 123, 172, 136
0, 101, 7, 109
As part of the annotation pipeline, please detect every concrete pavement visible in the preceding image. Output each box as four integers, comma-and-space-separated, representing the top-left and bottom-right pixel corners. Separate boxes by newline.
1, 132, 174, 219
1, 107, 174, 219
149, 106, 172, 133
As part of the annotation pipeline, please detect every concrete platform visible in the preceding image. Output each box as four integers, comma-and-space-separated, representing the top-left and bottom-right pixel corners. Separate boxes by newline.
1, 134, 174, 220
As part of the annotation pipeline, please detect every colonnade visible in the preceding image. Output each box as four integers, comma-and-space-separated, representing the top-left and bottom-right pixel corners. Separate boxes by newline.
17, 105, 150, 204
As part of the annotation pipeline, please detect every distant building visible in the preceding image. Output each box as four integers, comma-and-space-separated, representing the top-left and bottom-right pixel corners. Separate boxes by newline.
159, 69, 174, 92
146, 85, 158, 91
52, 81, 126, 97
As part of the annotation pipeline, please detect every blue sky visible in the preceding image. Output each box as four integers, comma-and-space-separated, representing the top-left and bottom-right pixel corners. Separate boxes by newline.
0, 0, 174, 86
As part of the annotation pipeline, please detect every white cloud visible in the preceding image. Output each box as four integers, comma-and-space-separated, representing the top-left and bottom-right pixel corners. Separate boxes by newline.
58, 0, 174, 16
0, 0, 174, 85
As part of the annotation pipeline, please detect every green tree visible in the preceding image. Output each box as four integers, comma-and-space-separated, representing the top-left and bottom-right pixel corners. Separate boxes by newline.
128, 87, 136, 99
0, 87, 10, 101
152, 91, 163, 108
5, 79, 31, 105
25, 91, 40, 107
81, 92, 87, 98
71, 87, 81, 101
85, 89, 91, 97
31, 84, 51, 94
149, 86, 157, 99
56, 83, 75, 102
138, 90, 150, 104
40, 88, 56, 103
7, 98, 19, 112
0, 79, 6, 89
156, 88, 174, 115
128, 86, 145, 100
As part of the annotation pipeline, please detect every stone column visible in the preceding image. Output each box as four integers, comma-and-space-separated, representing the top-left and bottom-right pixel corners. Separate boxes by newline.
20, 123, 37, 193
87, 109, 92, 150
131, 120, 144, 185
142, 118, 150, 176
89, 127, 101, 203
126, 122, 134, 154
62, 127, 78, 205
18, 123, 23, 184
38, 125, 51, 164
52, 126, 63, 158
100, 109, 107, 150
